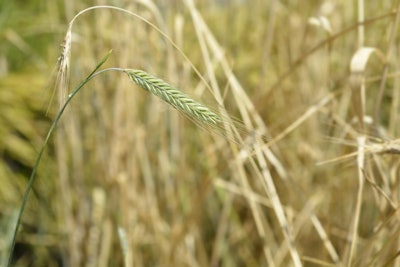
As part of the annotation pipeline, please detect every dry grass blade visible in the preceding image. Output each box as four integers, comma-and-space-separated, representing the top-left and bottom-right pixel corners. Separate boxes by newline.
124, 69, 223, 126
349, 47, 385, 129
346, 136, 366, 266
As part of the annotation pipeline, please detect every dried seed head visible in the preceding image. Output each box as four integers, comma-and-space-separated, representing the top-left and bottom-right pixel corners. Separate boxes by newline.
56, 28, 72, 109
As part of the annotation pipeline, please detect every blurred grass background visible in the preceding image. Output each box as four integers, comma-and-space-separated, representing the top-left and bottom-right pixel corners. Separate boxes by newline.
1, 0, 400, 266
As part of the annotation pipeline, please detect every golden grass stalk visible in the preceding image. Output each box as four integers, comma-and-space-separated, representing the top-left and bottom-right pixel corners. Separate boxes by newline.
346, 136, 366, 266
124, 69, 222, 126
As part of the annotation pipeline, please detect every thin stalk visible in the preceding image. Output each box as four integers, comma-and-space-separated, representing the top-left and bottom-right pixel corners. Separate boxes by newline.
6, 51, 113, 267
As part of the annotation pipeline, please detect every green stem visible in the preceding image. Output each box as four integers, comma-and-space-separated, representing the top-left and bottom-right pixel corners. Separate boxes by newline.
7, 51, 113, 267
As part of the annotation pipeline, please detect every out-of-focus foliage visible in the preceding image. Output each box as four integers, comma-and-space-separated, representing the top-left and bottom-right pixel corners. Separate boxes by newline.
2, 1, 400, 266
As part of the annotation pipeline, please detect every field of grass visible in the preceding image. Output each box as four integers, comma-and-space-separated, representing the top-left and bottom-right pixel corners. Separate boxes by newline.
1, 0, 400, 266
